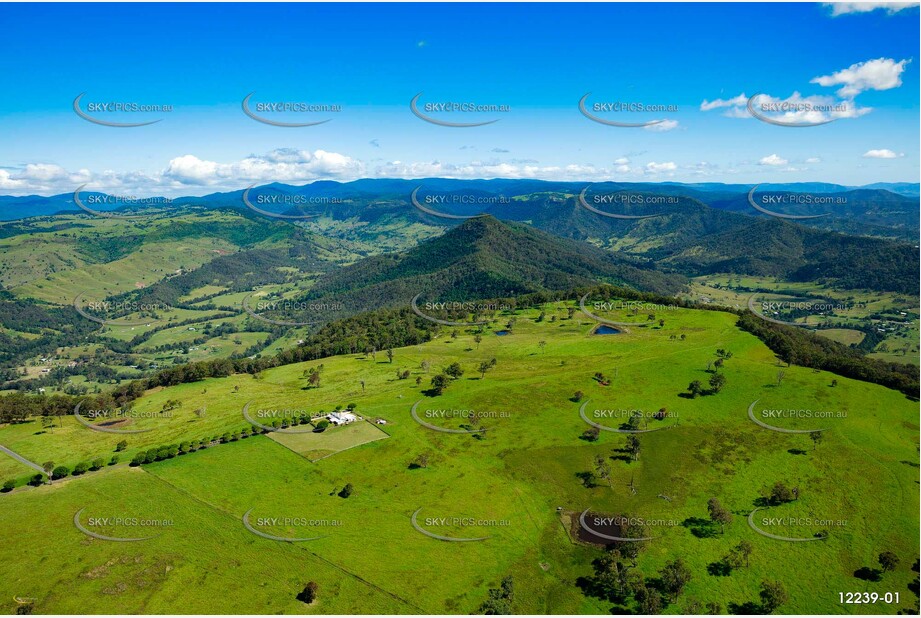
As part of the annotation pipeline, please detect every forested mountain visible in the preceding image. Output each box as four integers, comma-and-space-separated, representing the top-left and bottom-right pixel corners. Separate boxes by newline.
293, 216, 686, 321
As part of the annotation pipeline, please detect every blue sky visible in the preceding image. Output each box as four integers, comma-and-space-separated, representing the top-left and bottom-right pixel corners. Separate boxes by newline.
0, 2, 918, 196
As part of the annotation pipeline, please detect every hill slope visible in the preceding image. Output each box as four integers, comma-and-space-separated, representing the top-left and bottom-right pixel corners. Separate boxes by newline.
293, 216, 685, 320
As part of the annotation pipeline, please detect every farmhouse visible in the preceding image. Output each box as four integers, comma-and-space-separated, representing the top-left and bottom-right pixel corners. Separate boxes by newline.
327, 411, 357, 426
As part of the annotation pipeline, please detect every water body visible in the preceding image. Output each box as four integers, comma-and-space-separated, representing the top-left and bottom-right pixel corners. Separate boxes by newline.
593, 325, 622, 335
495, 330, 511, 336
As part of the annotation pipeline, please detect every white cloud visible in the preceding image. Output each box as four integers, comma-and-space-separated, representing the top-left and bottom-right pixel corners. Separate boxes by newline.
759, 154, 788, 166
613, 157, 630, 165
614, 164, 631, 173
825, 2, 919, 16
805, 157, 822, 164
643, 119, 679, 132
700, 93, 748, 111
863, 149, 902, 158
811, 57, 910, 98
163, 149, 364, 186
645, 161, 677, 174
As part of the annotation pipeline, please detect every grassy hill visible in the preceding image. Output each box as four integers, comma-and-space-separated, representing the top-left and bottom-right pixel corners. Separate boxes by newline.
0, 297, 916, 614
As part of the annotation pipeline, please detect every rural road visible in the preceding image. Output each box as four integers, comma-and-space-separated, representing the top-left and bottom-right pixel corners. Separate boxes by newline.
0, 445, 45, 475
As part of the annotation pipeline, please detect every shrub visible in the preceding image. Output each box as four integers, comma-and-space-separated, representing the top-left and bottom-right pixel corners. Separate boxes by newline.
52, 465, 70, 479
2, 480, 15, 492
72, 462, 89, 475
296, 582, 318, 604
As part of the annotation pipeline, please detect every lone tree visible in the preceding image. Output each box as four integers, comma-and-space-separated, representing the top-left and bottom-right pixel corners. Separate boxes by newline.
687, 380, 704, 398
581, 427, 600, 442
296, 582, 318, 604
430, 374, 450, 396
338, 483, 353, 498
42, 461, 54, 477
571, 390, 584, 403
474, 334, 482, 349
879, 551, 900, 574
809, 431, 823, 450
759, 580, 788, 613
386, 348, 394, 363
707, 497, 733, 533
769, 481, 796, 504
410, 453, 429, 469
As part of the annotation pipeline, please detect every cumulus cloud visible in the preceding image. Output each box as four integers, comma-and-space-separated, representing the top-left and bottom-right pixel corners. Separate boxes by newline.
863, 149, 902, 158
163, 149, 364, 186
700, 93, 749, 111
644, 161, 677, 174
613, 157, 630, 165
643, 119, 679, 132
759, 154, 788, 166
825, 2, 919, 16
811, 57, 910, 98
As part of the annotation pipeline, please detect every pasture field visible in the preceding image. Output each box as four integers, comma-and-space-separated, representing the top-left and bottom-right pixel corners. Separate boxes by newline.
268, 420, 390, 461
0, 300, 917, 614
687, 275, 920, 364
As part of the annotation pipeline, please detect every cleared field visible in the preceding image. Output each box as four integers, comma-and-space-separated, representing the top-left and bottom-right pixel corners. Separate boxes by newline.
817, 328, 866, 346
268, 420, 390, 461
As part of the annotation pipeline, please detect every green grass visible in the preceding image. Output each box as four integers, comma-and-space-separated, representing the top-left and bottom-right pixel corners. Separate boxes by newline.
0, 301, 917, 614
268, 420, 390, 461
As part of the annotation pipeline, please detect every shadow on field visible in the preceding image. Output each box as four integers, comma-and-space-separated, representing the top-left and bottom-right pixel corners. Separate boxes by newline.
682, 517, 719, 538
854, 566, 883, 582
728, 601, 762, 614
